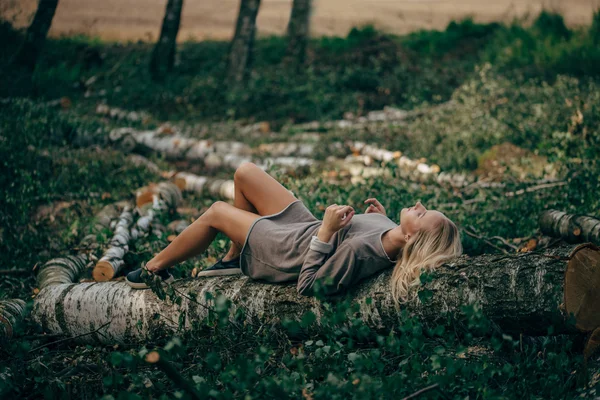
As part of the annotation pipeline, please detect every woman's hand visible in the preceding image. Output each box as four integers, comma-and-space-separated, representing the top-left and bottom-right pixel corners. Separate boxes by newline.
320, 204, 355, 238
364, 198, 386, 216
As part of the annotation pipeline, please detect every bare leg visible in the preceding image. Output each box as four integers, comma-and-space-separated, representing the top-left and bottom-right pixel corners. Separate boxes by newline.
145, 201, 259, 272
222, 162, 298, 261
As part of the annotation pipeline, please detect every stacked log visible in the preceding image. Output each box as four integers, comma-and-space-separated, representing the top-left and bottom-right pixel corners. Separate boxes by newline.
540, 210, 600, 245
37, 202, 128, 289
96, 104, 151, 124
78, 201, 129, 251
131, 182, 183, 240
0, 299, 27, 340
31, 243, 600, 344
37, 254, 90, 289
173, 172, 236, 200
108, 128, 251, 162
92, 206, 136, 282
349, 141, 471, 187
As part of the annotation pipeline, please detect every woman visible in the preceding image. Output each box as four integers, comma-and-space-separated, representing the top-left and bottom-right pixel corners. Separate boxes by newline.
126, 162, 462, 304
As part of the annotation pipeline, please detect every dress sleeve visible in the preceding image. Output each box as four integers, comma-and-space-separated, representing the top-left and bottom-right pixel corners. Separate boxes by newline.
297, 236, 357, 297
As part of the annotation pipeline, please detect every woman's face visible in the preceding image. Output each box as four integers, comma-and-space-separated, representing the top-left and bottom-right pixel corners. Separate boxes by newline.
400, 201, 444, 239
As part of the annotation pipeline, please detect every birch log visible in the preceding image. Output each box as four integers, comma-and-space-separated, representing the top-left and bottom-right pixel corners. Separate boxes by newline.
109, 128, 252, 162
135, 181, 183, 209
540, 210, 600, 245
32, 244, 598, 344
349, 141, 471, 186
0, 299, 27, 339
37, 254, 90, 289
173, 172, 236, 200
92, 206, 135, 281
131, 182, 183, 240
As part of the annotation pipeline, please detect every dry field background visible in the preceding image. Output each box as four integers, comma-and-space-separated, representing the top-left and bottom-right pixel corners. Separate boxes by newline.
1, 0, 598, 42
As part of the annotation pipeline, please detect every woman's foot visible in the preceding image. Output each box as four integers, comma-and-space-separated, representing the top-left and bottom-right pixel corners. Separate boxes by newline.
196, 255, 242, 277
126, 265, 174, 289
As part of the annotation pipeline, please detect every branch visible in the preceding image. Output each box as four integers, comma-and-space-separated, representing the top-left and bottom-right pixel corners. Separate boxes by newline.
28, 320, 112, 353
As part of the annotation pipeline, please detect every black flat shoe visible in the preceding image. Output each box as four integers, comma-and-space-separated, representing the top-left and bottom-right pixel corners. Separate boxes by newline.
126, 265, 174, 289
196, 256, 242, 277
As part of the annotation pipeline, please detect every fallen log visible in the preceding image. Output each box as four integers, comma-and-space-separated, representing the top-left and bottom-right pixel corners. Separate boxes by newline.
108, 128, 251, 161
32, 244, 598, 344
92, 205, 135, 281
173, 172, 236, 200
349, 141, 471, 187
37, 254, 90, 289
38, 202, 128, 289
0, 299, 27, 340
131, 182, 183, 240
540, 210, 600, 246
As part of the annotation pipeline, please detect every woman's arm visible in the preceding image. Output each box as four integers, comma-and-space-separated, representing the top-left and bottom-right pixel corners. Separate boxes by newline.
297, 239, 357, 296
297, 203, 357, 296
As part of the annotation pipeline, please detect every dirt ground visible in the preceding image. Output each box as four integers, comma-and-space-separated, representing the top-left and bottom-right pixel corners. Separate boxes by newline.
2, 0, 597, 42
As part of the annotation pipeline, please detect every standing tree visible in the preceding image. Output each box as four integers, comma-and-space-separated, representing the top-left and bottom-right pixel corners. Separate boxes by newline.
226, 0, 261, 85
149, 0, 184, 81
285, 0, 312, 66
12, 0, 60, 72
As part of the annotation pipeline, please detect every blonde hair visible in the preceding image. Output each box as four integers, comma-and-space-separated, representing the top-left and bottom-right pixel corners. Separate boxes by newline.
390, 215, 462, 305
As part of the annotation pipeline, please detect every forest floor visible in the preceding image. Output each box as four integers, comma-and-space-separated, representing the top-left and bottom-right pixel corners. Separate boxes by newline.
1, 11, 600, 399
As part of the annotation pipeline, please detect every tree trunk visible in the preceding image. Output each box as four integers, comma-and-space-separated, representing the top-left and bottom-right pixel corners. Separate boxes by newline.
32, 244, 597, 344
226, 0, 261, 85
285, 0, 312, 66
149, 0, 184, 81
1, 299, 27, 339
540, 210, 600, 245
12, 0, 60, 71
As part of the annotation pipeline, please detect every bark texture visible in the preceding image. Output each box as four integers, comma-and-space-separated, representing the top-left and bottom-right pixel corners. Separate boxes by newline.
37, 254, 90, 289
0, 299, 27, 339
285, 0, 312, 66
93, 206, 135, 281
173, 172, 236, 200
540, 210, 600, 245
227, 0, 261, 84
37, 202, 127, 289
32, 245, 586, 344
108, 127, 312, 171
149, 0, 184, 81
13, 0, 60, 71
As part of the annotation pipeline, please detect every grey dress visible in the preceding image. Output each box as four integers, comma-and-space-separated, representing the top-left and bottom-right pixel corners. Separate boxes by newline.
239, 199, 399, 296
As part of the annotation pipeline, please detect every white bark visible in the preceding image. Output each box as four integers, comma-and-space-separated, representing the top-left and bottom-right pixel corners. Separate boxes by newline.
131, 182, 183, 240
31, 244, 586, 344
255, 142, 316, 157
350, 141, 471, 187
37, 254, 91, 289
93, 206, 135, 281
0, 299, 27, 339
109, 128, 252, 163
96, 104, 151, 123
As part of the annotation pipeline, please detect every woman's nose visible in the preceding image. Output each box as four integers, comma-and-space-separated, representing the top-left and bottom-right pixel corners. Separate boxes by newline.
416, 201, 425, 210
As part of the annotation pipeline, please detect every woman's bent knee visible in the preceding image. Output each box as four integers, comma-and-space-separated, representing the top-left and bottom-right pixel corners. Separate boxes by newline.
234, 162, 259, 183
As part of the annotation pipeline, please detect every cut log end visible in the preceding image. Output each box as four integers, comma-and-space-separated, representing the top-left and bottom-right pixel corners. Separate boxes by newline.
564, 243, 600, 331
145, 351, 160, 364
93, 262, 116, 282
136, 189, 155, 208
174, 177, 186, 190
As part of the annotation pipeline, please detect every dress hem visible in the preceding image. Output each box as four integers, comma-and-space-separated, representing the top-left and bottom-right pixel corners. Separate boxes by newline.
239, 199, 303, 272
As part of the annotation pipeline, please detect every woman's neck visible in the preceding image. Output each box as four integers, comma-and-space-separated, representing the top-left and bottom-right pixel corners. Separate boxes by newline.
381, 226, 406, 261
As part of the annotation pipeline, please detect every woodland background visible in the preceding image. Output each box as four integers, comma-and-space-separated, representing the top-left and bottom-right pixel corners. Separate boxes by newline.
1, 0, 600, 398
